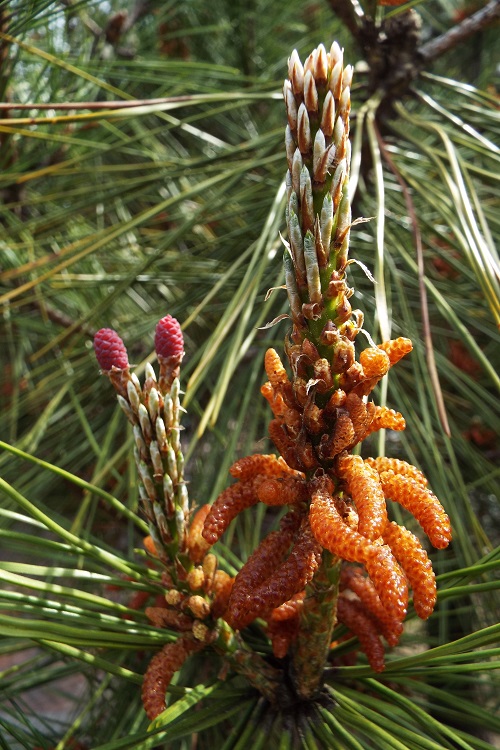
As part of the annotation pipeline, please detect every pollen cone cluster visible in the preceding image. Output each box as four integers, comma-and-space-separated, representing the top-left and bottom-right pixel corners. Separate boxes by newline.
201, 43, 452, 678
141, 531, 234, 719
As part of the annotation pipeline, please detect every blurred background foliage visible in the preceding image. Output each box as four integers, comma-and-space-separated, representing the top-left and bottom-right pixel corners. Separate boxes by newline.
0, 0, 499, 748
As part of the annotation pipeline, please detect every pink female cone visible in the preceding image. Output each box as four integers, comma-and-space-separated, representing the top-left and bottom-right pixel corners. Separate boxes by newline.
94, 328, 129, 371
155, 315, 184, 392
94, 328, 130, 397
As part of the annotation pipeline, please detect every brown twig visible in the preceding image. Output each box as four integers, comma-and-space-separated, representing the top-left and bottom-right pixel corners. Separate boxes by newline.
419, 0, 500, 64
374, 124, 451, 438
325, 0, 364, 40
121, 0, 152, 34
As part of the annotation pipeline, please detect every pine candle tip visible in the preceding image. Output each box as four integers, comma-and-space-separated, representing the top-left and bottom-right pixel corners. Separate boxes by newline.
155, 315, 184, 360
94, 328, 129, 371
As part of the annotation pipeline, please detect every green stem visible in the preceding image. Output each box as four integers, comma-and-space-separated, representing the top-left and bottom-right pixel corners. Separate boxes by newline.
289, 551, 342, 700
213, 622, 283, 704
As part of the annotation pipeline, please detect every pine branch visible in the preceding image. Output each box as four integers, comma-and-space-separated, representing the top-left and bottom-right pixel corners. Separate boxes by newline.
419, 0, 500, 63
325, 0, 364, 40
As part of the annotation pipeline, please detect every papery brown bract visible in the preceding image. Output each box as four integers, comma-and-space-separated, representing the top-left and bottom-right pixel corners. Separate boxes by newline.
268, 419, 303, 470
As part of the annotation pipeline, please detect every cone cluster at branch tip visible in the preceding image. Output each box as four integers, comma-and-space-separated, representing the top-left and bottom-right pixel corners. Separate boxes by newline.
93, 316, 190, 565
198, 40, 452, 677
94, 319, 241, 721
95, 39, 454, 715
